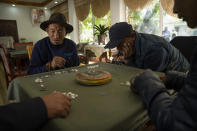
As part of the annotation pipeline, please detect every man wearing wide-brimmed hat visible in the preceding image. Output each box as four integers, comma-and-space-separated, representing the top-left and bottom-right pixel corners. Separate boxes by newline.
28, 13, 79, 75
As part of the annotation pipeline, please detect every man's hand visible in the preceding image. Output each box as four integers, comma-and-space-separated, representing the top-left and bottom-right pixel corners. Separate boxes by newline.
42, 92, 71, 119
130, 69, 152, 93
159, 74, 166, 84
135, 69, 152, 79
51, 56, 66, 69
130, 69, 166, 93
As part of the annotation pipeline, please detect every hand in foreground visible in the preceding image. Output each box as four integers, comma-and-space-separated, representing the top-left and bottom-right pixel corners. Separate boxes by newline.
51, 56, 66, 69
130, 69, 152, 93
159, 74, 166, 84
130, 69, 166, 92
42, 92, 71, 119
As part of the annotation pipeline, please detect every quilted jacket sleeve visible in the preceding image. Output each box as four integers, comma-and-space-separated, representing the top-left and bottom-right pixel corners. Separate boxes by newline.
165, 71, 187, 91
133, 72, 173, 131
133, 71, 197, 131
144, 46, 169, 72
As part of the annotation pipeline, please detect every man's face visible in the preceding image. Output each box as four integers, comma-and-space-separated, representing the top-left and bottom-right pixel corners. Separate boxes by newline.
47, 24, 66, 45
173, 0, 197, 28
117, 33, 136, 60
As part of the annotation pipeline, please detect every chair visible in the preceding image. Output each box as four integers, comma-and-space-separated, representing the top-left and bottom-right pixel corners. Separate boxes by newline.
0, 45, 26, 81
13, 42, 33, 71
99, 49, 118, 63
0, 54, 18, 105
99, 52, 110, 63
0, 54, 9, 105
170, 36, 197, 63
26, 45, 34, 60
14, 42, 33, 51
77, 43, 88, 64
0, 45, 14, 81
77, 43, 99, 64
85, 49, 98, 64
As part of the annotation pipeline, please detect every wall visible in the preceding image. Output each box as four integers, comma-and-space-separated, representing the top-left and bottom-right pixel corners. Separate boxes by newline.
0, 3, 51, 44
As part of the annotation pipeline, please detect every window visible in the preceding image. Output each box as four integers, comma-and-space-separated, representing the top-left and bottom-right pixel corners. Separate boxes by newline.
163, 12, 197, 41
127, 0, 197, 41
79, 8, 110, 43
127, 0, 160, 35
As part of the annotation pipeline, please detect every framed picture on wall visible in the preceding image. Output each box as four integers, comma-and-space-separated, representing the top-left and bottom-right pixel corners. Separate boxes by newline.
32, 9, 45, 24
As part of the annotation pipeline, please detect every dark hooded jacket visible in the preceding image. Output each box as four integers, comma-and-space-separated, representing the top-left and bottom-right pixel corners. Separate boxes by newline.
126, 32, 190, 72
133, 47, 197, 131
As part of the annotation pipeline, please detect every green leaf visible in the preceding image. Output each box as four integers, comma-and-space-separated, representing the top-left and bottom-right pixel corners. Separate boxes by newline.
93, 24, 109, 35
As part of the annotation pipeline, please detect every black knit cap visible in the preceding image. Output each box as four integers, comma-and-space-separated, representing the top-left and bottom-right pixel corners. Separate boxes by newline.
40, 12, 73, 33
105, 22, 133, 49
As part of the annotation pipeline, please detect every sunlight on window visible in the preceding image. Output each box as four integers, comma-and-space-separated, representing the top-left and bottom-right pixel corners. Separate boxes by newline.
127, 0, 160, 35
79, 8, 110, 43
163, 12, 197, 40
127, 0, 197, 41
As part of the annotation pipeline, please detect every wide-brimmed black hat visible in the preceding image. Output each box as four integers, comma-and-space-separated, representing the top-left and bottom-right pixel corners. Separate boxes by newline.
105, 22, 133, 49
40, 12, 73, 33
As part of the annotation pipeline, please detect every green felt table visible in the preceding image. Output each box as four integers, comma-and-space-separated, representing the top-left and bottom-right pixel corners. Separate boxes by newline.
8, 62, 154, 131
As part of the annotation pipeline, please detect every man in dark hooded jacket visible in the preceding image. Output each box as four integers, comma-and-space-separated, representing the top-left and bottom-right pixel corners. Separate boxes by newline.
132, 0, 197, 130
105, 22, 189, 73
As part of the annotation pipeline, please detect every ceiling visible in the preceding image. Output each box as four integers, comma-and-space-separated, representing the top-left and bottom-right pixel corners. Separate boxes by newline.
0, 0, 66, 8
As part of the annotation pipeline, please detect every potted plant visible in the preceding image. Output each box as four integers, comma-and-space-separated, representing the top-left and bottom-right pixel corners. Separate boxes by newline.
94, 24, 109, 45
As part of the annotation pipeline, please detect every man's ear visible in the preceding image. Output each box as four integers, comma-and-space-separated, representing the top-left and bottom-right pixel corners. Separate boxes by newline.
46, 28, 49, 33
130, 32, 136, 39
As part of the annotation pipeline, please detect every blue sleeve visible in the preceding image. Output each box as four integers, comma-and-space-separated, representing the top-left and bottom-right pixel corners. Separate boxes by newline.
165, 71, 187, 91
144, 46, 168, 72
27, 45, 48, 75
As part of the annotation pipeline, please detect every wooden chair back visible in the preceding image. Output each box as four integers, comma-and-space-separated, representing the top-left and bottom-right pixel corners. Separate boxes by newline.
26, 45, 34, 60
0, 45, 13, 79
0, 55, 9, 105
